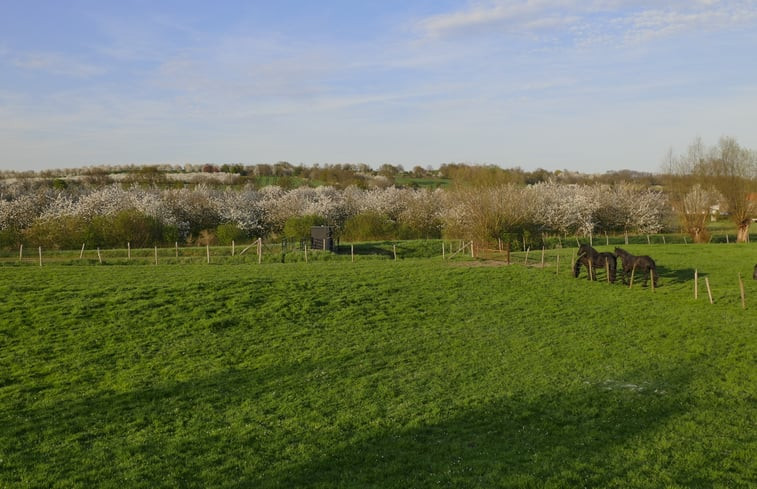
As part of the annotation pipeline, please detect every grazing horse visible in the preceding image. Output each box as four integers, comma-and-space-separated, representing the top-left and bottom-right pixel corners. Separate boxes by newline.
614, 247, 658, 287
574, 244, 617, 283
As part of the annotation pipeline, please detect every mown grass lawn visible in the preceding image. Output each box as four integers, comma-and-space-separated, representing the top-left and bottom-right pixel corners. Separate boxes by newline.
0, 244, 755, 488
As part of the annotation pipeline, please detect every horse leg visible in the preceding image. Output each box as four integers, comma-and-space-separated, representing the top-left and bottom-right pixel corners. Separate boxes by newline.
642, 267, 650, 287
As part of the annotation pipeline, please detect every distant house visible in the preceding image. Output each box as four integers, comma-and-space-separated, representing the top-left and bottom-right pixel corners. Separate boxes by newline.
709, 204, 723, 221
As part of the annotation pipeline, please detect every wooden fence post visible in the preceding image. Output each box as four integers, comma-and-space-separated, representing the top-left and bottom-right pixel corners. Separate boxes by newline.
442, 243, 445, 260
206, 244, 210, 264
257, 238, 262, 264
232, 240, 235, 256
739, 274, 746, 309
175, 242, 179, 258
393, 244, 397, 261
155, 246, 158, 265
97, 247, 102, 264
524, 247, 530, 266
541, 247, 545, 268
351, 244, 354, 262
555, 253, 560, 275
80, 243, 85, 259
38, 246, 42, 267
19, 244, 23, 260
127, 242, 131, 260
304, 245, 308, 263
694, 269, 698, 299
705, 277, 713, 304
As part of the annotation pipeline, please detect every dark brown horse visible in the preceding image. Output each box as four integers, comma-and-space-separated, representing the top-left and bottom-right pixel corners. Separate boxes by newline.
614, 247, 658, 287
574, 244, 617, 283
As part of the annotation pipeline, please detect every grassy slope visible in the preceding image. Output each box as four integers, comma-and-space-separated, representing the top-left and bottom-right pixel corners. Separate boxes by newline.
0, 245, 755, 488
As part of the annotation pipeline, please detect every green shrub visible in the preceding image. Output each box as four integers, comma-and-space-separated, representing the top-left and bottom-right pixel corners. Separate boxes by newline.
342, 212, 397, 241
109, 210, 165, 248
283, 215, 325, 241
0, 228, 23, 249
216, 223, 246, 245
23, 216, 88, 249
22, 211, 174, 249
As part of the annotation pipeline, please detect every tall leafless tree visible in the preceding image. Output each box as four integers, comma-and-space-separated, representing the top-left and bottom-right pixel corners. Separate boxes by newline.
664, 137, 757, 242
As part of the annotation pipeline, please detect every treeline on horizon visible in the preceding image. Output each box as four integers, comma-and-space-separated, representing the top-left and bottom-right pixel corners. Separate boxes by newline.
0, 161, 664, 190
0, 162, 669, 253
1, 136, 754, 253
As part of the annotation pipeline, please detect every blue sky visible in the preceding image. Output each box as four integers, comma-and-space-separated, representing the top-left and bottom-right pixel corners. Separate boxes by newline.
1, 0, 756, 173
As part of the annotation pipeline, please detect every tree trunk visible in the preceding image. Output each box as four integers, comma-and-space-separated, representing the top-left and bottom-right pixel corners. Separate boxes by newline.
737, 222, 750, 243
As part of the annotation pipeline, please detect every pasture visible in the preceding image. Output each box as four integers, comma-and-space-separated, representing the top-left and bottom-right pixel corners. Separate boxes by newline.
1, 243, 755, 488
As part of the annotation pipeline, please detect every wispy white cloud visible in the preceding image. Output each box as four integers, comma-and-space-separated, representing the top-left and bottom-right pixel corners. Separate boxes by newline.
417, 0, 579, 38
416, 0, 757, 46
90, 10, 201, 63
7, 50, 105, 78
620, 3, 757, 44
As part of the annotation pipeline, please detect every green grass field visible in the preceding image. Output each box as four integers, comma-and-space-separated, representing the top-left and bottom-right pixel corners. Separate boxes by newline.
1, 243, 755, 488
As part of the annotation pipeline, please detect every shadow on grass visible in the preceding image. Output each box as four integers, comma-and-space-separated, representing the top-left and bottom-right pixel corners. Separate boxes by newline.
336, 243, 394, 258
1, 364, 696, 488
657, 266, 698, 285
274, 368, 694, 488
335, 241, 447, 260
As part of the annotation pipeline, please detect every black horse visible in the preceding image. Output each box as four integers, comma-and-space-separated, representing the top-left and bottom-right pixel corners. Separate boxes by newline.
574, 244, 617, 283
614, 247, 658, 287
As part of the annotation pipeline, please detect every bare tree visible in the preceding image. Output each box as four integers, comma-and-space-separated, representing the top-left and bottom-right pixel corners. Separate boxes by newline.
663, 139, 714, 242
666, 137, 756, 242
697, 137, 757, 242
442, 184, 532, 244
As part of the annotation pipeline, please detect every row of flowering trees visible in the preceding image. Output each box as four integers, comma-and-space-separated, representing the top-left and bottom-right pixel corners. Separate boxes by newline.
0, 180, 668, 250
